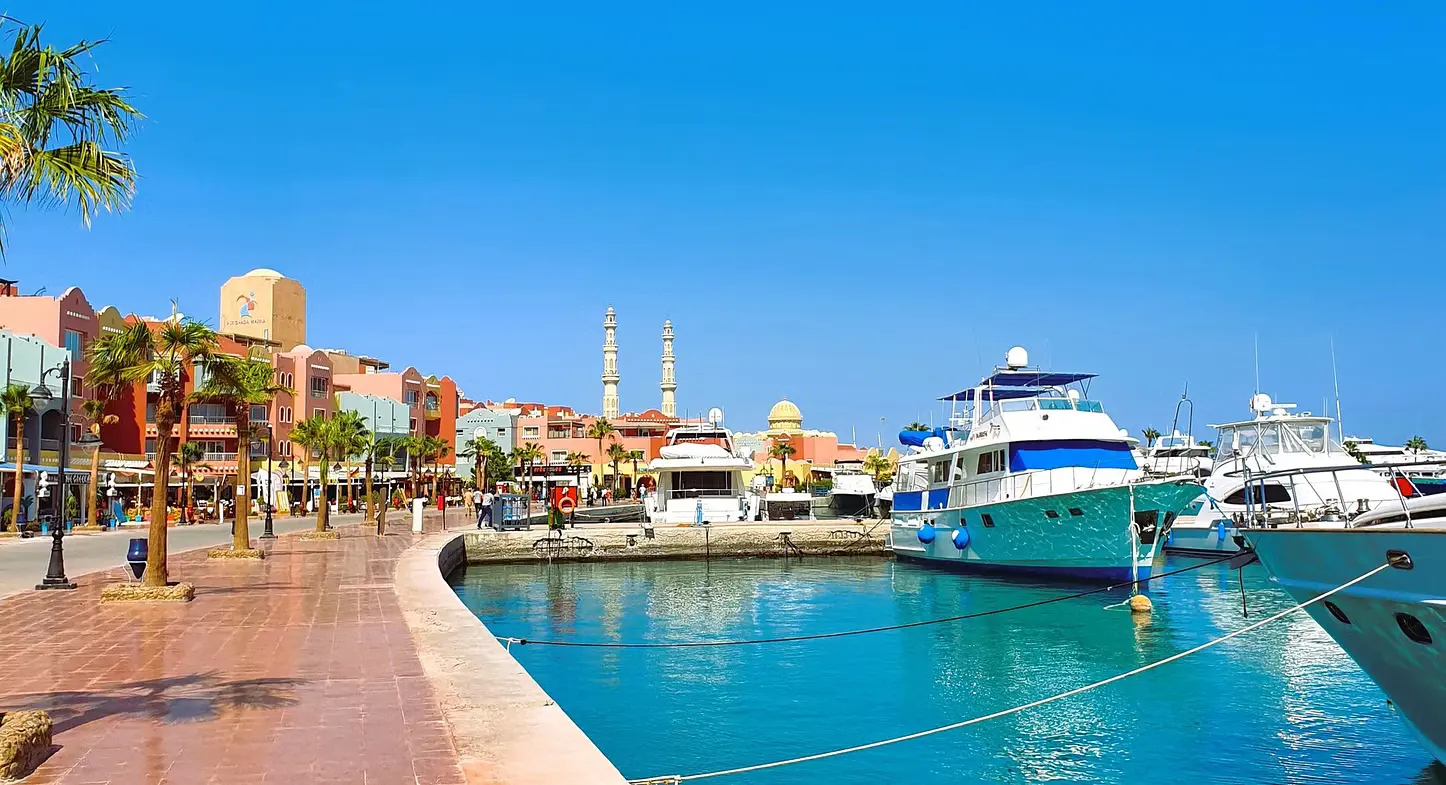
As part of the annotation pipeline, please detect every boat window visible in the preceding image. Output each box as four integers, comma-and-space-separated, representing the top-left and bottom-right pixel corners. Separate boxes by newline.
1396, 613, 1433, 645
1068, 507, 1084, 516
976, 449, 1006, 475
1223, 484, 1291, 505
1283, 421, 1328, 453
931, 460, 950, 484
1044, 510, 1059, 519
955, 453, 969, 478
1323, 601, 1351, 625
980, 513, 995, 528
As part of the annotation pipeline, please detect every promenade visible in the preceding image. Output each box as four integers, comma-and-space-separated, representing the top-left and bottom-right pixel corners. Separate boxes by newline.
0, 514, 469, 785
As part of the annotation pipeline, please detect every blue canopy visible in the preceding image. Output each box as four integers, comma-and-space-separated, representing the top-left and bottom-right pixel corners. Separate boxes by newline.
899, 427, 949, 447
937, 387, 1044, 402
983, 371, 1095, 387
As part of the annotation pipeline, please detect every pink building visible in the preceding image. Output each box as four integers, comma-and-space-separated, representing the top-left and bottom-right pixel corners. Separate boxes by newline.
334, 366, 426, 435
0, 282, 100, 430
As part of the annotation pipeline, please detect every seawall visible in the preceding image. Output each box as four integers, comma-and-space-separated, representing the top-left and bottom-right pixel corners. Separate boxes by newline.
462, 520, 891, 564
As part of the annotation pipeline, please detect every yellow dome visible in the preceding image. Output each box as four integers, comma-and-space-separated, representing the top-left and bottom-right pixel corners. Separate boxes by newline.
768, 399, 803, 431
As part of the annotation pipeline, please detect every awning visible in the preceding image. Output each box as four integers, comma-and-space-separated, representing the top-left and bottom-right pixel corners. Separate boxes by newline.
0, 463, 90, 483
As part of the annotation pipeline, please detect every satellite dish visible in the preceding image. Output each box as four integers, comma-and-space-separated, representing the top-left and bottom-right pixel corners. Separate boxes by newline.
1005, 346, 1029, 369
1067, 389, 1082, 401
1250, 393, 1273, 412
707, 407, 724, 426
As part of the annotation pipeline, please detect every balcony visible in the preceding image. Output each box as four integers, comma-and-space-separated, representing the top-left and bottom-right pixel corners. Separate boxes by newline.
188, 413, 236, 425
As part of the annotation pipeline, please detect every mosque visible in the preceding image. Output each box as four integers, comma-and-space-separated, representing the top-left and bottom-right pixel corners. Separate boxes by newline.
734, 398, 869, 488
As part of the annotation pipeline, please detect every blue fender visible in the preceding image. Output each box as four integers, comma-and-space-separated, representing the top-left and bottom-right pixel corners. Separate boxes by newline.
917, 523, 937, 544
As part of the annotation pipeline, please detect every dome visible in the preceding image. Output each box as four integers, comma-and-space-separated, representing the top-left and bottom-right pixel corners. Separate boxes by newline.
767, 399, 803, 431
244, 268, 286, 278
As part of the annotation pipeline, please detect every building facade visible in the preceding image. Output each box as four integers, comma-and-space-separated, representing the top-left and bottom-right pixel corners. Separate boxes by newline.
219, 268, 307, 352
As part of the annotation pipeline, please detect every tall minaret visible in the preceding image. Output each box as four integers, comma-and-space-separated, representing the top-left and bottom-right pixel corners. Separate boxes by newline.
660, 320, 676, 417
602, 307, 620, 419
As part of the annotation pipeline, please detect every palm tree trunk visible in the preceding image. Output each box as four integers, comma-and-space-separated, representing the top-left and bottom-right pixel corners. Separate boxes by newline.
364, 456, 375, 524
11, 413, 23, 531
147, 409, 177, 587
233, 412, 252, 550
86, 436, 101, 528
315, 462, 329, 532
345, 457, 353, 512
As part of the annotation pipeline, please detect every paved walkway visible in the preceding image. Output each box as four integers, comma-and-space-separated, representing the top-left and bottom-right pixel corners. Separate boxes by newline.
0, 515, 469, 784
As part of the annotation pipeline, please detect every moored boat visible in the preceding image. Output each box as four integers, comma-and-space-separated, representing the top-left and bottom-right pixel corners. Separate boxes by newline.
830, 471, 876, 517
886, 346, 1202, 583
644, 420, 760, 525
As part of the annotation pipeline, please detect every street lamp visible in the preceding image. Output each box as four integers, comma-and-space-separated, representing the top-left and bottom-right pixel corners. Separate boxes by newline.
33, 356, 76, 590
261, 424, 277, 539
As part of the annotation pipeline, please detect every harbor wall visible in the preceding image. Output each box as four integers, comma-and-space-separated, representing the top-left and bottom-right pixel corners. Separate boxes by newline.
396, 531, 631, 785
461, 520, 892, 564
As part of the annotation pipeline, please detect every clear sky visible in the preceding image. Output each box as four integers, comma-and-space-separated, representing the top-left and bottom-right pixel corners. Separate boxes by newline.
8, 2, 1444, 447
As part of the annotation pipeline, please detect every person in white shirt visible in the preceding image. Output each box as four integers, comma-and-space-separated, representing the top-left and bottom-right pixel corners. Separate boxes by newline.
478, 490, 494, 528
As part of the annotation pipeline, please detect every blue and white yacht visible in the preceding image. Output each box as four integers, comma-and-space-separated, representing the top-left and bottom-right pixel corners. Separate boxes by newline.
1242, 483, 1446, 766
887, 347, 1203, 583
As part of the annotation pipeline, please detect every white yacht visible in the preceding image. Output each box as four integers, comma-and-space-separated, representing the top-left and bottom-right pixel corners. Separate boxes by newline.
1241, 472, 1446, 767
830, 470, 877, 517
1138, 431, 1214, 478
1165, 394, 1405, 557
643, 421, 760, 525
886, 346, 1203, 583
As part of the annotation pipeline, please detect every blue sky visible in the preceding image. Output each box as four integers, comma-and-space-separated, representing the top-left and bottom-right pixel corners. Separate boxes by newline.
8, 2, 1444, 446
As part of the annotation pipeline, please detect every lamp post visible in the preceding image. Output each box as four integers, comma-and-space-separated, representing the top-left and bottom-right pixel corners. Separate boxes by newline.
261, 425, 277, 539
35, 356, 76, 590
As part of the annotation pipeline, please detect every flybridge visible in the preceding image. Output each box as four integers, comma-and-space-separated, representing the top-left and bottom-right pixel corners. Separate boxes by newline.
939, 371, 1097, 401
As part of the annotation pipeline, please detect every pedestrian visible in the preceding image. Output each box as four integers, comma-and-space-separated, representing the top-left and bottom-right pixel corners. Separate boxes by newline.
478, 488, 494, 529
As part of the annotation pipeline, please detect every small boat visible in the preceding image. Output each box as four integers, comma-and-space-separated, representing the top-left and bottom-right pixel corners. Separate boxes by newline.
886, 346, 1202, 583
830, 471, 876, 517
1241, 462, 1446, 767
644, 420, 759, 525
761, 488, 813, 521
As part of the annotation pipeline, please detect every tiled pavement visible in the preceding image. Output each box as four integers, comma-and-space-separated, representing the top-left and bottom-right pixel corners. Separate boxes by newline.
0, 520, 468, 784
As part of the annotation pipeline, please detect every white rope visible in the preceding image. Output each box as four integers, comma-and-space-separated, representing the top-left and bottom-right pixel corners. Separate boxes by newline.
632, 560, 1393, 784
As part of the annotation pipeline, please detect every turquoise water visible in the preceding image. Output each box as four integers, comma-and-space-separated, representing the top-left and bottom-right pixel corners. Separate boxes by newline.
451, 556, 1446, 785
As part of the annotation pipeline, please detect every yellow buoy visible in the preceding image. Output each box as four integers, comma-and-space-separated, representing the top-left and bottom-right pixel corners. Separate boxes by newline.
1129, 594, 1153, 614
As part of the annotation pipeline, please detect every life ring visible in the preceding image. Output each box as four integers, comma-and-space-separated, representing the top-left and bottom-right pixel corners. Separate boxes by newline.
557, 496, 577, 514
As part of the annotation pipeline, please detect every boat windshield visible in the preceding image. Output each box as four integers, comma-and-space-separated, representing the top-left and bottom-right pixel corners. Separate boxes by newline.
1216, 419, 1336, 458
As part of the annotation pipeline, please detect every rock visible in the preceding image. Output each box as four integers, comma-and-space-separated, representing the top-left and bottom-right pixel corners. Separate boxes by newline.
100, 582, 195, 603
207, 548, 264, 560
300, 530, 341, 540
0, 709, 51, 780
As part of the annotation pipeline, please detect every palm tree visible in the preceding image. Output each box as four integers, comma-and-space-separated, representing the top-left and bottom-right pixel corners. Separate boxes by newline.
194, 356, 290, 550
904, 422, 929, 432
862, 451, 893, 488
1406, 436, 1429, 455
606, 442, 629, 495
1, 383, 34, 531
461, 436, 499, 492
88, 318, 218, 586
427, 436, 451, 504
288, 416, 334, 532
80, 398, 118, 529
628, 449, 645, 497
0, 24, 142, 253
401, 433, 427, 501
566, 450, 590, 513
515, 442, 543, 497
174, 440, 208, 524
332, 409, 370, 513
586, 418, 615, 481
1141, 427, 1161, 449
366, 436, 401, 535
770, 440, 798, 489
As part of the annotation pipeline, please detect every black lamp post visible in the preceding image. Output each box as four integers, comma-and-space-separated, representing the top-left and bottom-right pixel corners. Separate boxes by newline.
35, 357, 76, 590
261, 424, 277, 539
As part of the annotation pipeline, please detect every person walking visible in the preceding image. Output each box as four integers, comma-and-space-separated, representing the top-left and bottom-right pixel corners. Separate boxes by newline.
477, 488, 494, 528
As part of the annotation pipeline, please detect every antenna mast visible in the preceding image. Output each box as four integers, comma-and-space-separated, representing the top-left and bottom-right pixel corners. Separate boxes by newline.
1331, 337, 1345, 444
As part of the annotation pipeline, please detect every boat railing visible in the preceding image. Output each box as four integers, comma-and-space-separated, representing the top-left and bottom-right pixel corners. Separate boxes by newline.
1236, 459, 1446, 530
664, 488, 740, 501
946, 466, 1121, 508
979, 398, 1105, 423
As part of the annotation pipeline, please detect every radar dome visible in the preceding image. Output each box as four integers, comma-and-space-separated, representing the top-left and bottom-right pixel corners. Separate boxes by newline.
244, 268, 286, 278
1005, 346, 1029, 369
1251, 393, 1273, 412
707, 407, 724, 426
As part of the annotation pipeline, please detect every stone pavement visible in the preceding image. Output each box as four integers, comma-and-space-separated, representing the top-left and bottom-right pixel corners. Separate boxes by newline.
0, 515, 469, 784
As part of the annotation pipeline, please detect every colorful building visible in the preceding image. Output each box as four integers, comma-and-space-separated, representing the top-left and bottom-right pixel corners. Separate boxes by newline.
739, 399, 869, 487
219, 268, 307, 351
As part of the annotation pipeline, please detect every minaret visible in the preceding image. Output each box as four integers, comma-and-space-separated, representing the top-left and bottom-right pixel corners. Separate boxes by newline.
660, 320, 676, 417
602, 307, 620, 419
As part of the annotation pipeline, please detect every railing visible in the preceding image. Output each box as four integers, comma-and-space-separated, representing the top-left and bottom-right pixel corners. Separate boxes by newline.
942, 466, 1133, 508
978, 398, 1106, 424
188, 414, 236, 425
664, 488, 740, 500
1235, 459, 1446, 530
203, 452, 238, 462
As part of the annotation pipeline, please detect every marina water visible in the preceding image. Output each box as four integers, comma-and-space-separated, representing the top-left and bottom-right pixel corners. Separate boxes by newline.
452, 557, 1445, 784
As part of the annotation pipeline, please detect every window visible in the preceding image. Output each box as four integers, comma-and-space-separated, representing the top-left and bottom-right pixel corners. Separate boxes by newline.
409, 418, 417, 431
250, 405, 268, 422
1223, 484, 1291, 505
63, 329, 84, 356
523, 426, 540, 438
976, 449, 1006, 475
1044, 509, 1060, 519
980, 513, 995, 528
1323, 601, 1350, 624
71, 376, 82, 398
1396, 613, 1433, 645
550, 451, 568, 463
145, 403, 156, 423
310, 376, 329, 398
405, 390, 420, 405
1068, 508, 1084, 517
314, 408, 325, 420
931, 460, 950, 484
189, 403, 229, 423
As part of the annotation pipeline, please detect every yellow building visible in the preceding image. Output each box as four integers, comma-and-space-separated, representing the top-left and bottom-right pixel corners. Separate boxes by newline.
219, 268, 307, 351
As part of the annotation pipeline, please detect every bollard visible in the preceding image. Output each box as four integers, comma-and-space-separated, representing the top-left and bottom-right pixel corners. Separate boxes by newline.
411, 498, 424, 533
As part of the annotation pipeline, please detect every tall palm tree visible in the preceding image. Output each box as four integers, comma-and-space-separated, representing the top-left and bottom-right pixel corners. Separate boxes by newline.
460, 436, 499, 491
862, 451, 893, 488
88, 318, 218, 586
566, 450, 589, 497
515, 442, 543, 497
80, 397, 118, 528
1406, 436, 1429, 455
194, 355, 290, 550
361, 436, 399, 533
769, 440, 798, 489
1141, 427, 1161, 449
425, 436, 450, 504
288, 416, 333, 532
173, 440, 208, 524
332, 409, 370, 513
606, 442, 629, 495
1, 383, 34, 531
0, 24, 142, 253
401, 433, 427, 501
586, 418, 615, 483
628, 449, 645, 497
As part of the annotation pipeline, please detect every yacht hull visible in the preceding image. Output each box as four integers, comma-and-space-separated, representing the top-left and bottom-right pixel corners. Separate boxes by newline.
1244, 527, 1446, 765
831, 492, 874, 518
889, 481, 1202, 585
1164, 518, 1241, 557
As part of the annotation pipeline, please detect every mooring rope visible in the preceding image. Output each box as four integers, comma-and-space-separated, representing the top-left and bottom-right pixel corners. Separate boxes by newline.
496, 553, 1237, 650
626, 559, 1393, 783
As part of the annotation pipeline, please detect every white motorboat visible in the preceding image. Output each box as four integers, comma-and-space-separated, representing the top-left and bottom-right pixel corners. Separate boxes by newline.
643, 421, 759, 525
830, 471, 877, 517
1138, 431, 1213, 478
1165, 394, 1406, 557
